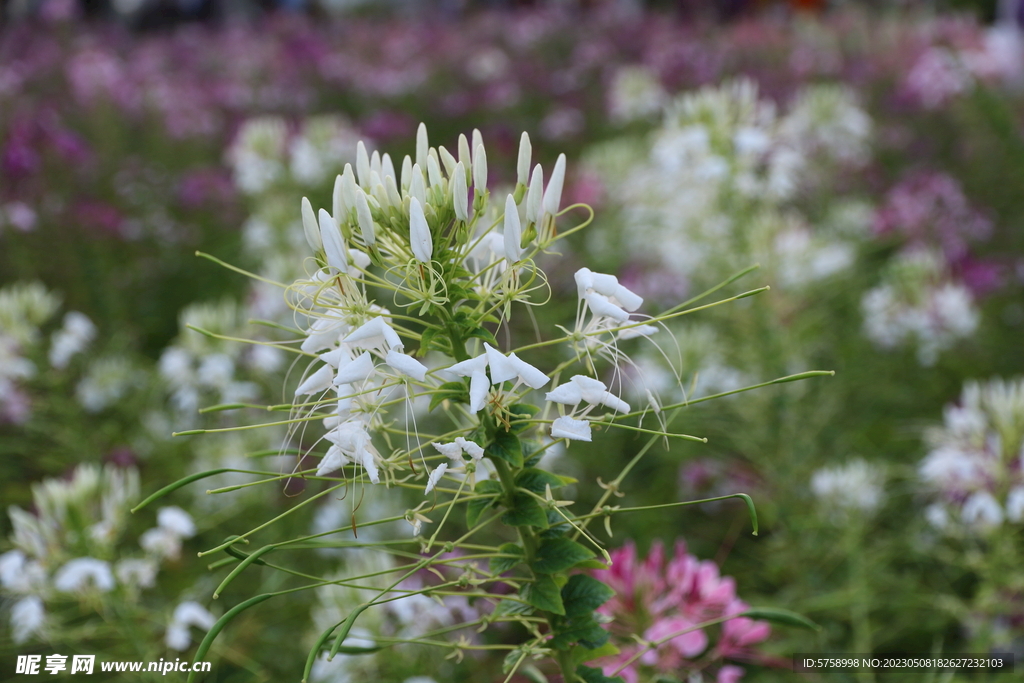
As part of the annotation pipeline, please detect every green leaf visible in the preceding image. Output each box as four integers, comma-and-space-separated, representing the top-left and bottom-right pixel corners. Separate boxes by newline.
521, 665, 549, 683
549, 616, 609, 650
523, 441, 544, 468
467, 480, 502, 526
429, 381, 470, 412
740, 607, 820, 631
561, 575, 615, 617
466, 326, 499, 347
525, 574, 565, 615
576, 664, 624, 683
501, 493, 548, 528
494, 599, 535, 616
489, 543, 525, 575
540, 509, 573, 538
508, 403, 540, 432
532, 537, 594, 574
572, 642, 620, 667
515, 468, 564, 494
486, 429, 523, 468
503, 649, 527, 675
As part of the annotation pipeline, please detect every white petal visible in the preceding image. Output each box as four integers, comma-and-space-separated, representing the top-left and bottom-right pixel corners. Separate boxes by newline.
319, 209, 348, 273
571, 375, 608, 404
472, 143, 487, 192
574, 267, 594, 300
319, 345, 352, 369
469, 369, 490, 412
381, 152, 396, 183
416, 122, 428, 169
349, 248, 371, 271
599, 391, 631, 413
173, 601, 216, 630
458, 133, 472, 173
386, 349, 428, 382
526, 164, 544, 224
301, 197, 323, 252
508, 352, 550, 389
503, 194, 523, 263
426, 152, 443, 189
611, 283, 643, 312
618, 324, 657, 340
542, 153, 566, 218
484, 343, 517, 384
585, 291, 630, 322
454, 436, 485, 460
317, 444, 349, 476
448, 353, 488, 377
590, 272, 619, 295
359, 448, 380, 484
334, 352, 375, 385
551, 416, 592, 442
425, 463, 448, 494
344, 317, 403, 351
295, 364, 335, 395
546, 382, 583, 406
433, 442, 463, 459
157, 506, 196, 538
410, 164, 427, 205
408, 197, 433, 263
356, 141, 371, 187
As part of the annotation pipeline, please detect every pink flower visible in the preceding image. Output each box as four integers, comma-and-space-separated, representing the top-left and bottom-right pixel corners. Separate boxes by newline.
718, 664, 746, 683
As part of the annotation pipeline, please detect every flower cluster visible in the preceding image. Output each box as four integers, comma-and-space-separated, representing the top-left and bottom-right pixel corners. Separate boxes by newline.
920, 378, 1024, 534
810, 460, 886, 520
861, 248, 978, 366
591, 540, 771, 683
0, 464, 213, 651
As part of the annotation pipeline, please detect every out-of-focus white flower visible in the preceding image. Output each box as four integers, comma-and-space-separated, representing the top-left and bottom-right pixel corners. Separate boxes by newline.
608, 65, 667, 123
166, 601, 217, 651
11, 596, 45, 644
49, 311, 96, 369
157, 506, 196, 538
810, 459, 885, 515
962, 491, 1004, 530
75, 356, 138, 412
115, 558, 158, 588
53, 557, 115, 593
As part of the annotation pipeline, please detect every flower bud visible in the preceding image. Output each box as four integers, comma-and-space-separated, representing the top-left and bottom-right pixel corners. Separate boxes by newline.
426, 152, 443, 190
526, 164, 544, 225
452, 162, 469, 222
416, 122, 428, 170
356, 141, 371, 189
408, 196, 433, 263
354, 187, 376, 247
400, 154, 413, 191
318, 208, 348, 274
301, 197, 322, 253
370, 150, 382, 178
473, 144, 488, 193
381, 153, 396, 183
332, 175, 347, 224
543, 153, 566, 219
410, 164, 427, 206
503, 194, 522, 263
438, 146, 458, 179
516, 132, 531, 187
458, 133, 472, 174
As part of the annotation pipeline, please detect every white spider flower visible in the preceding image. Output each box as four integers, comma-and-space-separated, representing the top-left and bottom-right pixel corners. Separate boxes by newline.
962, 491, 1004, 529
484, 343, 517, 384
166, 602, 216, 652
53, 557, 115, 593
434, 437, 486, 463
506, 353, 550, 389
140, 527, 183, 560
448, 353, 490, 412
551, 416, 592, 442
386, 349, 428, 382
425, 463, 448, 495
296, 364, 335, 396
318, 208, 348, 274
301, 196, 323, 253
157, 506, 196, 538
433, 441, 464, 460
408, 197, 433, 263
11, 596, 45, 644
115, 558, 158, 588
454, 436, 485, 460
321, 420, 381, 482
49, 311, 96, 369
503, 194, 523, 263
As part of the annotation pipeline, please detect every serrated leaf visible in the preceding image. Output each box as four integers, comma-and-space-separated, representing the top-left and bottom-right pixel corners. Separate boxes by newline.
508, 403, 540, 433
525, 574, 565, 615
501, 493, 548, 528
561, 575, 616, 617
532, 537, 594, 574
576, 664, 625, 683
740, 607, 820, 631
549, 616, 609, 650
489, 543, 525, 575
486, 429, 523, 468
572, 642, 620, 667
429, 381, 470, 411
515, 467, 565, 493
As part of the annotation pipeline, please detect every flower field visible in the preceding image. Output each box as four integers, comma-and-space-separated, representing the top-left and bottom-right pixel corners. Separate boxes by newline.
2, 4, 1024, 682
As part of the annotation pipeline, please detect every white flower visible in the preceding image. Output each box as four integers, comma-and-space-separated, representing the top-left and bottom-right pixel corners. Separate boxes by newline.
810, 460, 884, 514
49, 311, 96, 369
408, 197, 433, 263
433, 437, 485, 463
115, 558, 158, 588
53, 557, 115, 593
296, 364, 335, 396
551, 416, 592, 442
425, 463, 448, 494
962, 491, 1003, 529
158, 506, 196, 538
321, 420, 381, 482
1006, 487, 1024, 523
11, 596, 45, 644
140, 527, 183, 560
546, 375, 629, 413
333, 352, 376, 386
455, 436, 485, 460
167, 601, 217, 651
344, 317, 403, 352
